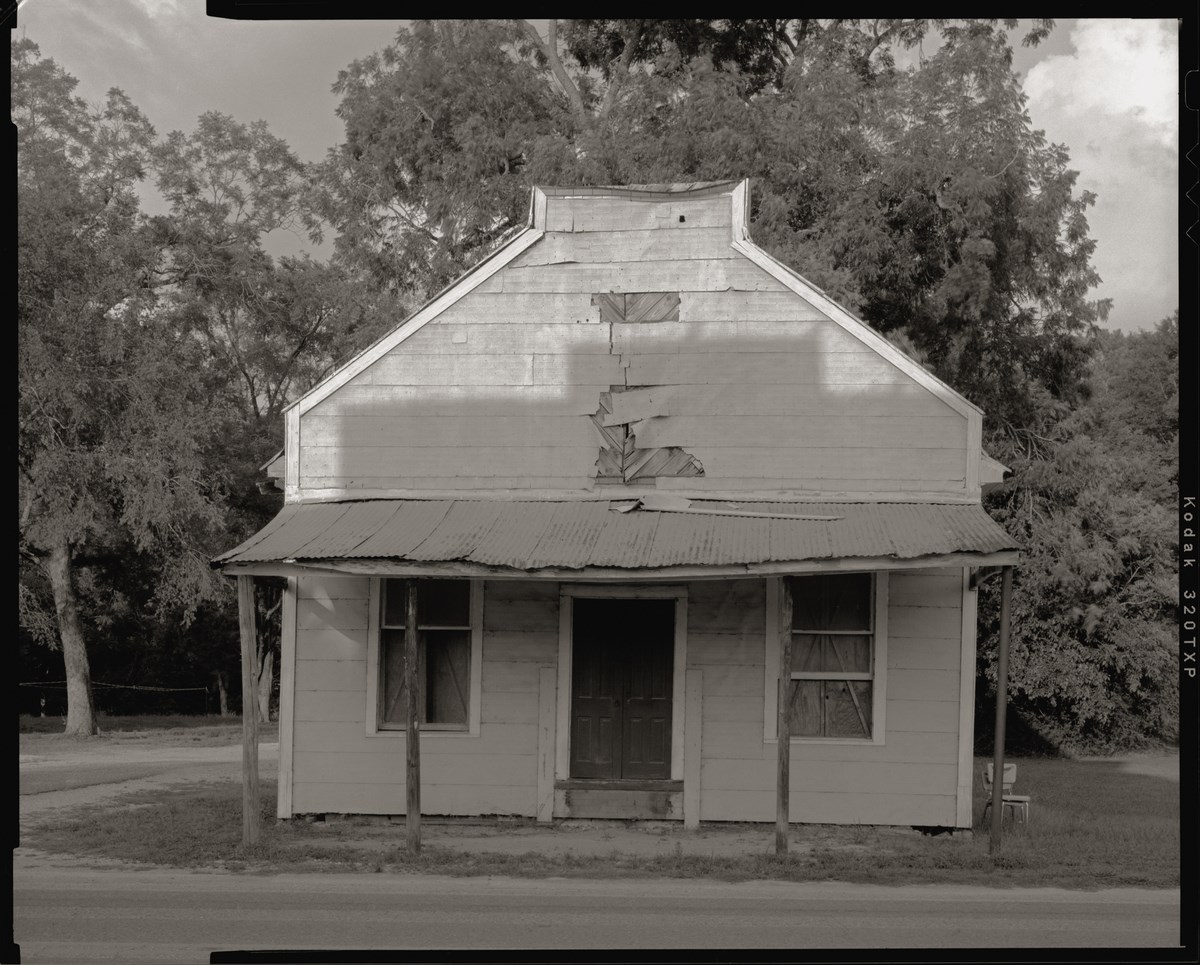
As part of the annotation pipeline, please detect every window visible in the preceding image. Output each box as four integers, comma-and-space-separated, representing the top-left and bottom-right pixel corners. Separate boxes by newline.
379, 579, 473, 731
786, 574, 876, 739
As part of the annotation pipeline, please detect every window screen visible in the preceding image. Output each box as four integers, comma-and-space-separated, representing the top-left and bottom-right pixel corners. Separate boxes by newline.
380, 579, 472, 729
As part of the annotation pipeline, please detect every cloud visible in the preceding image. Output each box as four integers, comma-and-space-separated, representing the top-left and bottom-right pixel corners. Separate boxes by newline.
1022, 20, 1178, 330
1023, 19, 1175, 149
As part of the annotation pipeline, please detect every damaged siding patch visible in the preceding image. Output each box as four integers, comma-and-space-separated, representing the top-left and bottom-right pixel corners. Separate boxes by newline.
591, 292, 680, 324
591, 388, 704, 485
588, 291, 702, 485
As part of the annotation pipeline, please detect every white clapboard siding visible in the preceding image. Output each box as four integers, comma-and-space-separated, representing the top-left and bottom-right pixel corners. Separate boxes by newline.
296, 599, 368, 631
887, 699, 961, 733
484, 596, 560, 632
480, 660, 543, 694
294, 750, 535, 788
887, 638, 962, 671
691, 448, 965, 482
384, 323, 614, 355
700, 721, 959, 764
687, 632, 764, 665
530, 354, 626, 386
887, 669, 962, 703
703, 695, 767, 723
431, 292, 601, 325
293, 720, 538, 755
699, 788, 957, 826
289, 627, 368, 660
294, 689, 365, 723
680, 290, 828, 322
889, 603, 963, 639
294, 659, 367, 692
610, 320, 863, 355
300, 476, 595, 491
302, 415, 596, 450
615, 383, 952, 418
887, 570, 964, 608
635, 416, 967, 452
484, 580, 559, 603
697, 666, 762, 697
358, 354, 536, 386
300, 445, 599, 479
511, 227, 736, 266
481, 690, 541, 726
700, 759, 957, 795
475, 259, 785, 295
309, 384, 610, 418
624, 353, 914, 386
294, 187, 972, 495
482, 630, 560, 662
287, 574, 555, 817
685, 577, 964, 822
656, 476, 972, 494
292, 782, 536, 818
297, 575, 370, 604
544, 196, 732, 232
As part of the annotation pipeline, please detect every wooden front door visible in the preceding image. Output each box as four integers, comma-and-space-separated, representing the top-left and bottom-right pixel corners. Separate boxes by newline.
570, 598, 674, 780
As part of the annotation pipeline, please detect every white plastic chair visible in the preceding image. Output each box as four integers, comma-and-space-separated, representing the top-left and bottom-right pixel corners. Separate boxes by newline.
981, 763, 1031, 825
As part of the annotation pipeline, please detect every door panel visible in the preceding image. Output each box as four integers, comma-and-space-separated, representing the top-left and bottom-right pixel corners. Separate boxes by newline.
570, 598, 674, 780
570, 600, 622, 778
622, 602, 674, 778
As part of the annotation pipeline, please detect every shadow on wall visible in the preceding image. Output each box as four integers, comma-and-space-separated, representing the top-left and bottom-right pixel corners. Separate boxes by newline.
301, 304, 970, 497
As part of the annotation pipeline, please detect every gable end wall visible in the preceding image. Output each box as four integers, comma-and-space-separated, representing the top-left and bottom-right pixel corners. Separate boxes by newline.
297, 191, 970, 497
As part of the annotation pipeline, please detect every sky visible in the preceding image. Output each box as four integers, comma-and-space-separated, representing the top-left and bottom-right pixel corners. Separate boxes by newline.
13, 8, 1181, 332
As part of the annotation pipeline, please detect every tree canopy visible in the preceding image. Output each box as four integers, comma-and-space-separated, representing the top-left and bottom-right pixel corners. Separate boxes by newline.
14, 23, 1178, 752
323, 18, 1104, 436
16, 37, 230, 733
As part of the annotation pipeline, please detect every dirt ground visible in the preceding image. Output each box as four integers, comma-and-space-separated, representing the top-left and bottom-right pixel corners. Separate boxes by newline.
19, 734, 280, 823
298, 816, 909, 858
18, 731, 1180, 861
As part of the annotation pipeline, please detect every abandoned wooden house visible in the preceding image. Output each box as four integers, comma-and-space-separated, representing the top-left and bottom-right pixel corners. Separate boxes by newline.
217, 180, 1020, 839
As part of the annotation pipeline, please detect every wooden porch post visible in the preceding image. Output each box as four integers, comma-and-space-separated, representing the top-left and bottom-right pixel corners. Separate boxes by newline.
989, 565, 1014, 855
776, 578, 793, 855
405, 580, 421, 853
237, 575, 260, 847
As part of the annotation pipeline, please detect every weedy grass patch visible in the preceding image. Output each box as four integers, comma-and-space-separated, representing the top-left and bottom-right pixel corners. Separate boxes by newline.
19, 714, 278, 746
24, 756, 1179, 888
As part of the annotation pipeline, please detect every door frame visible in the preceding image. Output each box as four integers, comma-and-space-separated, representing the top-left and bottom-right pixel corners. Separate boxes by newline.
556, 584, 688, 784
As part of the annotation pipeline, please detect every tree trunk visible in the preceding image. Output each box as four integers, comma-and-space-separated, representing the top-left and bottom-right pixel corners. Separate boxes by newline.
215, 670, 230, 717
44, 535, 97, 737
256, 648, 274, 723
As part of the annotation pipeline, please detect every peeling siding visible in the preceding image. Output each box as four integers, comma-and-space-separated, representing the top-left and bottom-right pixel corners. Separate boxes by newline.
295, 187, 970, 496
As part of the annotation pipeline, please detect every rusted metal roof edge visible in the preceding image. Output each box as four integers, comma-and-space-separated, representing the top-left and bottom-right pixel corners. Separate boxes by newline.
219, 548, 1020, 580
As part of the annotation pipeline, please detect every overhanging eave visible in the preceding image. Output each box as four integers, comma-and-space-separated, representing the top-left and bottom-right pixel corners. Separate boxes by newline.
220, 549, 1020, 581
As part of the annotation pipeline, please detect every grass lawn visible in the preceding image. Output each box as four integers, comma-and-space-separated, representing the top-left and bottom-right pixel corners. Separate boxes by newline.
20, 713, 279, 746
24, 754, 1179, 888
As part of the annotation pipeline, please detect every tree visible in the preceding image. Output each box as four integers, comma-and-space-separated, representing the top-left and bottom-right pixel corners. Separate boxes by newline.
320, 20, 1175, 753
316, 20, 567, 297
322, 19, 1101, 437
978, 314, 1179, 752
151, 111, 403, 719
17, 38, 228, 736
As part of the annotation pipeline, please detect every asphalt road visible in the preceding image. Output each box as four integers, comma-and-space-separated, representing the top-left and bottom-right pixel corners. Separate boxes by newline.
13, 860, 1183, 961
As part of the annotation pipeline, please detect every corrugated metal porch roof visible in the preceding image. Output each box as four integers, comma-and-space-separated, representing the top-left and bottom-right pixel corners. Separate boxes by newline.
215, 499, 1017, 573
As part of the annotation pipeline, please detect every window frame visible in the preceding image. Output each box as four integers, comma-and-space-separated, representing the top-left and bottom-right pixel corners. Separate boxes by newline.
763, 573, 888, 745
364, 577, 483, 738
